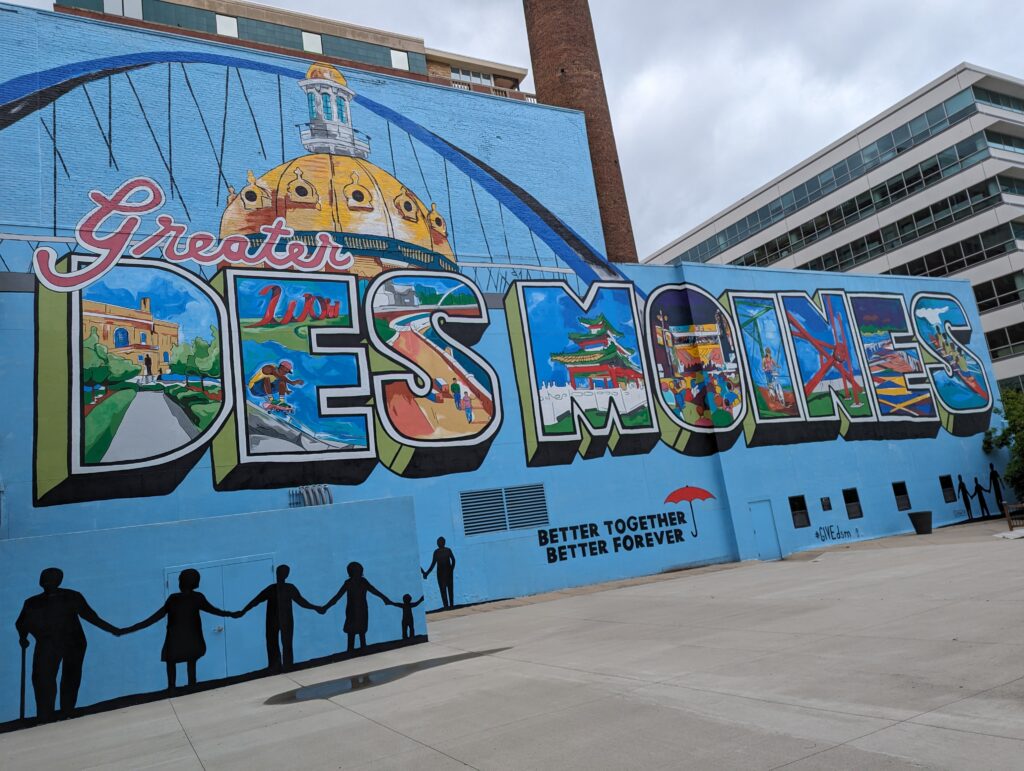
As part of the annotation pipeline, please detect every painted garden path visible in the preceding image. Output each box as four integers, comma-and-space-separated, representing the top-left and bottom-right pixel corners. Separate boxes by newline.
102, 390, 199, 462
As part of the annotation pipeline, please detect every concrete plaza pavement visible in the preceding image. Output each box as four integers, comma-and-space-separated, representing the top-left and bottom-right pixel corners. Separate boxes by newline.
4, 519, 1024, 770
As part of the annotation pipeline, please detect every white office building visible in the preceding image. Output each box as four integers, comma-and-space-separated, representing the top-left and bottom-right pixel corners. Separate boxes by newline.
646, 63, 1024, 391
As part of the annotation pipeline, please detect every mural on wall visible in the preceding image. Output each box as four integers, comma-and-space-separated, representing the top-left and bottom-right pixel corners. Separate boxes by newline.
0, 51, 995, 504
780, 291, 876, 440
505, 281, 660, 465
730, 293, 803, 445
849, 294, 939, 436
646, 284, 744, 455
911, 293, 993, 435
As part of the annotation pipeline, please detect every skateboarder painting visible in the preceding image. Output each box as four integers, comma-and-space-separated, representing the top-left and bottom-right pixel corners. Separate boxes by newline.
248, 360, 305, 411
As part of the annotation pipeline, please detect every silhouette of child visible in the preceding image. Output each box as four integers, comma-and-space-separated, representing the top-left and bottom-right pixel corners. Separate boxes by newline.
122, 568, 233, 690
321, 562, 390, 652
388, 593, 424, 639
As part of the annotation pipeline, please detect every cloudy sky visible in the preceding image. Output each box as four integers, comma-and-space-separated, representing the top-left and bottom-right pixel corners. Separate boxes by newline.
15, 0, 1024, 258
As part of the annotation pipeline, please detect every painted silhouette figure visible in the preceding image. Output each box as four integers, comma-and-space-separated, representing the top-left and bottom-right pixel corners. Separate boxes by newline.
15, 568, 120, 721
989, 463, 1006, 516
235, 565, 319, 672
422, 537, 456, 609
144, 354, 153, 379
321, 562, 390, 652
388, 594, 424, 639
973, 476, 991, 518
957, 474, 973, 520
122, 569, 232, 691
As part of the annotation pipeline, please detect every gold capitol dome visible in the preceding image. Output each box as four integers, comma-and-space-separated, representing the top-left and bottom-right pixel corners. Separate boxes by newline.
220, 63, 456, 278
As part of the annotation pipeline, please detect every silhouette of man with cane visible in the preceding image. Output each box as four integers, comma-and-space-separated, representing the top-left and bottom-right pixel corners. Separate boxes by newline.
234, 565, 319, 672
15, 567, 120, 722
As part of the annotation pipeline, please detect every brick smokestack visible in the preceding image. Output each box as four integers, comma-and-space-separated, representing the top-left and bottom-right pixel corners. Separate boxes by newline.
523, 0, 638, 263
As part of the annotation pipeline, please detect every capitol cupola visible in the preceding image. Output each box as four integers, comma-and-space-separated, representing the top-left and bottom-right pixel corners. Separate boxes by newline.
219, 62, 456, 278
298, 63, 369, 158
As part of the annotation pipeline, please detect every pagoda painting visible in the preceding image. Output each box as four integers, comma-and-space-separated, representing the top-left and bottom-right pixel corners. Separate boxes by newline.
551, 314, 644, 391
533, 310, 651, 435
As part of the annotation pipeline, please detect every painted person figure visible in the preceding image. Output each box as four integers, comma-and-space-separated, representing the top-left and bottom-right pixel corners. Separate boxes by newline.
450, 378, 462, 408
144, 354, 153, 382
234, 565, 319, 672
15, 568, 121, 721
248, 359, 304, 406
422, 537, 456, 609
387, 594, 424, 639
957, 474, 973, 520
989, 463, 1007, 516
122, 569, 233, 691
321, 562, 391, 652
972, 477, 992, 518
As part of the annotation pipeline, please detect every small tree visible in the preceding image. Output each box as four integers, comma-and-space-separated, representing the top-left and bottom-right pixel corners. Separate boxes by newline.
190, 335, 211, 394
985, 388, 1024, 498
107, 353, 141, 388
194, 327, 221, 396
81, 328, 109, 402
169, 340, 194, 386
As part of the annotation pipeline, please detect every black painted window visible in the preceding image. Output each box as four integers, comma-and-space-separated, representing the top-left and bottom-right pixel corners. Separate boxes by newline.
939, 475, 957, 503
892, 482, 911, 511
843, 488, 863, 519
789, 495, 810, 528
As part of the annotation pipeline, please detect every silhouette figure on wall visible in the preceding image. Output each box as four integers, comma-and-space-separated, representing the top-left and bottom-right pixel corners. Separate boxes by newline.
957, 474, 973, 520
422, 537, 456, 609
234, 564, 319, 672
122, 569, 233, 691
972, 476, 991, 518
388, 594, 424, 639
14, 568, 121, 721
321, 562, 391, 652
989, 463, 1006, 516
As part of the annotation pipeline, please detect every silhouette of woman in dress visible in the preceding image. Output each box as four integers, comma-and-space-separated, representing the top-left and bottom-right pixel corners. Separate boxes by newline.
122, 569, 233, 691
321, 562, 390, 653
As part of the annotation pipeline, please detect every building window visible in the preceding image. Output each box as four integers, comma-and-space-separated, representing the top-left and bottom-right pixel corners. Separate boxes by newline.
336, 97, 347, 124
390, 50, 410, 71
103, 0, 123, 14
986, 320, 1024, 361
113, 327, 129, 348
141, 333, 147, 344
321, 93, 333, 121
123, 0, 142, 19
163, 351, 169, 362
673, 87, 980, 266
307, 92, 317, 120
892, 482, 911, 511
215, 14, 237, 37
973, 271, 1024, 314
789, 495, 810, 528
842, 488, 863, 519
939, 475, 957, 503
451, 67, 492, 86
302, 31, 323, 54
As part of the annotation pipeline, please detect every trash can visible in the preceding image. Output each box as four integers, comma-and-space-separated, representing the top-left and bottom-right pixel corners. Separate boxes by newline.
908, 510, 932, 535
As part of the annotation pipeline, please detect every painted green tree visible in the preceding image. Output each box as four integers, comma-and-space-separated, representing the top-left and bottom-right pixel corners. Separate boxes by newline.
194, 328, 221, 395
169, 340, 194, 386
82, 327, 140, 402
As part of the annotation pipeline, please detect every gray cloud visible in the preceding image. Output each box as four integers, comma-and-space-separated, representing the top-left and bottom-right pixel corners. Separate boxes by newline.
12, 0, 1024, 258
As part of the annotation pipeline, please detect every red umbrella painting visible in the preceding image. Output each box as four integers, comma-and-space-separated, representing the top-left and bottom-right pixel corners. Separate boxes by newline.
664, 486, 716, 538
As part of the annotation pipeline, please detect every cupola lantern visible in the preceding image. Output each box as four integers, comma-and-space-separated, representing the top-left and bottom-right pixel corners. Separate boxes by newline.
298, 63, 370, 159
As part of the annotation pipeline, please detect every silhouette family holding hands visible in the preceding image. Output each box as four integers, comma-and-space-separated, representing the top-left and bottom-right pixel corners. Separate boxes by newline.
16, 559, 427, 722
957, 465, 1006, 520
